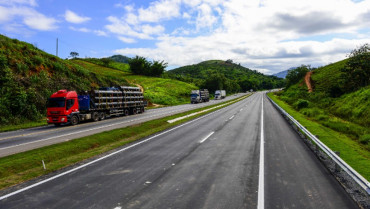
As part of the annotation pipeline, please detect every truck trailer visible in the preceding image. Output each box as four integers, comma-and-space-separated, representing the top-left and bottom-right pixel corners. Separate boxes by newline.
214, 90, 226, 99
190, 89, 209, 104
47, 86, 145, 126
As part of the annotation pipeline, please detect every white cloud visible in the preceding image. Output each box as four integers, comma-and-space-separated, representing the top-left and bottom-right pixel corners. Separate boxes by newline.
0, 6, 57, 31
137, 0, 181, 22
112, 0, 370, 74
0, 0, 58, 32
0, 0, 37, 6
118, 36, 136, 43
194, 3, 218, 30
105, 16, 164, 40
23, 12, 57, 30
94, 30, 108, 37
69, 26, 90, 33
65, 10, 91, 24
0, 6, 11, 22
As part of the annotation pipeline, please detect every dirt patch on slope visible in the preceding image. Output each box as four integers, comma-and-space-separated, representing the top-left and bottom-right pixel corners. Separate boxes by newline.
305, 71, 313, 93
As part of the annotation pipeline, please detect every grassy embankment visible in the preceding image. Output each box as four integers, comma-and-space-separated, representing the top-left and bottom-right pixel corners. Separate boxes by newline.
0, 35, 130, 131
71, 59, 198, 106
268, 91, 369, 180
0, 94, 250, 190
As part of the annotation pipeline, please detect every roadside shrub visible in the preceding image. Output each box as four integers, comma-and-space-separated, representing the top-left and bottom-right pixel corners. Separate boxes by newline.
16, 62, 29, 74
294, 99, 309, 110
300, 107, 322, 117
359, 134, 370, 145
316, 114, 329, 121
53, 62, 65, 72
32, 55, 44, 66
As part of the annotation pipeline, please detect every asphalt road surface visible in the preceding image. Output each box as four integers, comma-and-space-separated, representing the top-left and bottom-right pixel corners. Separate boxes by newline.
0, 92, 358, 208
0, 93, 244, 157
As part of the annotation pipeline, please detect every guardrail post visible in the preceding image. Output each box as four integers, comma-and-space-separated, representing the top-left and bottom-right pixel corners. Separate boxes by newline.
42, 160, 46, 170
334, 151, 341, 172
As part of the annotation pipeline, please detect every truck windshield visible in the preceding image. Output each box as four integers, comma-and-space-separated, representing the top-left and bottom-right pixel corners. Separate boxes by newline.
190, 94, 198, 98
47, 98, 65, 108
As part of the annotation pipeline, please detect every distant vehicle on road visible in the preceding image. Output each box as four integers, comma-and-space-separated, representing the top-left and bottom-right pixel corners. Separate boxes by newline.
47, 86, 145, 126
190, 89, 209, 104
214, 90, 226, 100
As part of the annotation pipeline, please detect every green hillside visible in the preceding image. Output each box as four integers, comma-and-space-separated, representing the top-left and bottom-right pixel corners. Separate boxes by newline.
167, 60, 285, 93
71, 59, 198, 106
0, 35, 197, 128
277, 58, 369, 149
0, 34, 129, 125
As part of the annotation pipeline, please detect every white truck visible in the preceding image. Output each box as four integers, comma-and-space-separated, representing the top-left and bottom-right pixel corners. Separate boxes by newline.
214, 90, 226, 99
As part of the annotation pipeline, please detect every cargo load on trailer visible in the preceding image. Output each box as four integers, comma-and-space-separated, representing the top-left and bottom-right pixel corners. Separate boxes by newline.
190, 89, 209, 104
47, 86, 145, 126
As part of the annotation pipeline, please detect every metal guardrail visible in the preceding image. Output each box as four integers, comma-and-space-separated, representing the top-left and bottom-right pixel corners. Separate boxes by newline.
267, 96, 370, 195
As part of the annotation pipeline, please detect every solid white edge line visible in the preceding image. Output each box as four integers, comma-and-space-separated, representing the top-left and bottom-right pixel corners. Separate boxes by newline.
257, 95, 265, 209
0, 104, 229, 201
199, 132, 214, 144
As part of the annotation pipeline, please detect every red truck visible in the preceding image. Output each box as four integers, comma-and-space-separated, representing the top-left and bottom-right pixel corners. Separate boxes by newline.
47, 86, 145, 126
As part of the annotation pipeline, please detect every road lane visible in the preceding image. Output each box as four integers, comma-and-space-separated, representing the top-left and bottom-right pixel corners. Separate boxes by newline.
263, 93, 358, 209
0, 93, 245, 157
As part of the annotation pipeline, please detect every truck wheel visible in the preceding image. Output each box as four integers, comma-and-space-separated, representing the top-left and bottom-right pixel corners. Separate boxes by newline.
124, 109, 129, 116
92, 112, 99, 122
132, 108, 137, 115
141, 107, 145, 113
99, 112, 106, 121
71, 115, 79, 126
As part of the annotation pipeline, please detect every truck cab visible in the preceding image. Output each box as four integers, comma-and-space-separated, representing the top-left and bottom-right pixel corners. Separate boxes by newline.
190, 90, 200, 104
47, 90, 79, 126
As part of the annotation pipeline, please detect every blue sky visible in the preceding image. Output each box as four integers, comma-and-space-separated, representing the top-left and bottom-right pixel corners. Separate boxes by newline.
0, 0, 369, 74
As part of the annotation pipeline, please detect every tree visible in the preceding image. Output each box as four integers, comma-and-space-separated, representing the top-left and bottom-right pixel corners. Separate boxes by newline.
150, 60, 167, 77
128, 56, 167, 77
128, 56, 150, 75
101, 58, 111, 67
70, 51, 79, 59
226, 59, 233, 64
285, 65, 311, 87
342, 44, 370, 91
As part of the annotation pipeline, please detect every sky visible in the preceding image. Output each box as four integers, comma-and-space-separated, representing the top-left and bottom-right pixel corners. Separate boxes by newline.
0, 0, 369, 74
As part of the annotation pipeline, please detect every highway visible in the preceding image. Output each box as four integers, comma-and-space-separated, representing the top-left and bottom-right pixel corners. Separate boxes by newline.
0, 94, 243, 157
0, 92, 358, 208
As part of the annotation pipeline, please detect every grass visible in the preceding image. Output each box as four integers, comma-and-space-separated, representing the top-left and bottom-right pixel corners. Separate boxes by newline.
0, 118, 47, 132
0, 94, 250, 190
268, 92, 370, 180
124, 75, 198, 105
69, 59, 131, 79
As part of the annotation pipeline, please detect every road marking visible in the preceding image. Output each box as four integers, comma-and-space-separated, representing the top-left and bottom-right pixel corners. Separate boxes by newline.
229, 115, 235, 120
199, 132, 214, 143
258, 95, 265, 209
0, 107, 225, 201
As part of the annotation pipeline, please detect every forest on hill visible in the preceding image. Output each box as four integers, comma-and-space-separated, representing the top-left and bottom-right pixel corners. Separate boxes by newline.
167, 60, 285, 93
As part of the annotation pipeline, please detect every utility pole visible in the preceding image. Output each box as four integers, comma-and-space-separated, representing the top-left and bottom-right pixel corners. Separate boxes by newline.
56, 38, 58, 57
